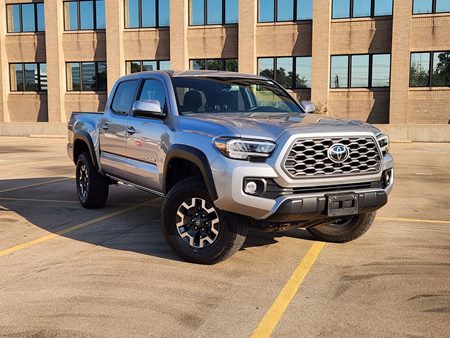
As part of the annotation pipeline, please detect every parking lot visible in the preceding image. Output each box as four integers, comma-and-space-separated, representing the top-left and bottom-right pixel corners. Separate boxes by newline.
0, 136, 449, 337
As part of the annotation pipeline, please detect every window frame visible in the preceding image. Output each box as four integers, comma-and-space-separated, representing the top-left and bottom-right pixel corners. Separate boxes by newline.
412, 0, 450, 15
409, 51, 450, 88
66, 61, 107, 92
6, 2, 45, 33
124, 0, 170, 29
189, 0, 238, 26
63, 0, 105, 31
331, 0, 394, 20
329, 53, 392, 89
9, 62, 47, 93
257, 0, 313, 23
125, 60, 171, 74
257, 56, 313, 89
110, 79, 141, 116
189, 58, 239, 71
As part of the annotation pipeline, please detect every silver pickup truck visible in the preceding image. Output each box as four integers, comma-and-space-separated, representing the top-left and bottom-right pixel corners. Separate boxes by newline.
68, 70, 394, 264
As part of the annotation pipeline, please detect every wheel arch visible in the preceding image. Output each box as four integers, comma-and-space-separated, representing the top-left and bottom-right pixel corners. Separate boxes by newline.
73, 131, 99, 169
163, 145, 218, 201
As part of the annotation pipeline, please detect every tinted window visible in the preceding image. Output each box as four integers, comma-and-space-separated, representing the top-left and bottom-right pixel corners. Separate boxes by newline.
159, 0, 170, 26
190, 59, 238, 71
80, 1, 94, 29
332, 0, 350, 18
374, 0, 392, 16
65, 2, 79, 30
258, 58, 275, 79
37, 3, 46, 31
82, 62, 96, 91
330, 55, 349, 88
190, 0, 205, 25
126, 0, 140, 27
436, 0, 450, 12
296, 57, 312, 88
297, 0, 313, 20
413, 0, 433, 14
96, 0, 106, 29
67, 63, 81, 91
21, 4, 36, 32
112, 80, 139, 114
225, 59, 238, 72
278, 0, 294, 21
351, 55, 369, 87
431, 52, 450, 86
353, 0, 371, 17
67, 62, 107, 91
372, 54, 391, 87
96, 62, 108, 91
410, 53, 430, 87
276, 57, 293, 89
142, 61, 158, 71
10, 63, 47, 92
142, 0, 156, 27
7, 5, 20, 33
225, 0, 239, 23
159, 61, 171, 70
259, 0, 275, 22
207, 0, 223, 24
139, 80, 167, 113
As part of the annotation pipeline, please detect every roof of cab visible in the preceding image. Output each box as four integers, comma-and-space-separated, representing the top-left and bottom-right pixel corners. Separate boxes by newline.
119, 69, 268, 81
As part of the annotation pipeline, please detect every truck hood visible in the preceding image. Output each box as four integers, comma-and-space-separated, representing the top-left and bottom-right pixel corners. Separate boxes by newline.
180, 112, 381, 141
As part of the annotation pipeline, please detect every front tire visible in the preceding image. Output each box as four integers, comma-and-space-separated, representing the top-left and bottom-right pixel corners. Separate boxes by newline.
307, 212, 376, 243
161, 177, 248, 264
76, 152, 109, 209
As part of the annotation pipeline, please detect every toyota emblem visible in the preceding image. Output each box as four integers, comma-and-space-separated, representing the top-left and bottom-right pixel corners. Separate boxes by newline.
327, 143, 350, 163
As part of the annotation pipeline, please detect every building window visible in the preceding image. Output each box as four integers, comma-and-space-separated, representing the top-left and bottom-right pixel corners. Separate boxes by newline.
410, 51, 450, 87
66, 62, 107, 91
258, 0, 312, 22
10, 63, 47, 92
258, 56, 312, 89
126, 60, 171, 74
330, 54, 391, 88
332, 0, 393, 19
63, 0, 105, 31
190, 59, 238, 72
125, 0, 170, 28
413, 0, 450, 14
189, 0, 238, 26
6, 3, 45, 33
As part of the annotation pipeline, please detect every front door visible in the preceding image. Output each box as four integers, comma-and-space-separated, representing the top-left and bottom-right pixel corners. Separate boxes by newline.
99, 79, 140, 178
125, 78, 169, 191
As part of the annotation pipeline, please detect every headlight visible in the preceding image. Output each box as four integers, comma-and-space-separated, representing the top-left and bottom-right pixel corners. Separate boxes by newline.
377, 134, 389, 155
214, 138, 276, 160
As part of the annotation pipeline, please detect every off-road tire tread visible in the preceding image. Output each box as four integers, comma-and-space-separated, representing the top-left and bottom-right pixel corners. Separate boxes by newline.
76, 152, 109, 209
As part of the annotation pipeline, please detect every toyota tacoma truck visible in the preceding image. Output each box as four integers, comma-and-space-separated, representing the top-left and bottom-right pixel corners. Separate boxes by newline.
67, 70, 394, 264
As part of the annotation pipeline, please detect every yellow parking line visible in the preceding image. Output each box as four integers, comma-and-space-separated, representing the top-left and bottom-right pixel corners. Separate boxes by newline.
0, 177, 72, 193
378, 217, 450, 225
0, 200, 152, 257
251, 242, 325, 338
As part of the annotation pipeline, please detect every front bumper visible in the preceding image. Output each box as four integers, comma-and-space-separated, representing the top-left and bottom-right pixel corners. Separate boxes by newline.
264, 189, 387, 223
211, 153, 394, 221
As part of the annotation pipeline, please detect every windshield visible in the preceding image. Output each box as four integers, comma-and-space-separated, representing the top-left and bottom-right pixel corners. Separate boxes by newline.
171, 77, 303, 115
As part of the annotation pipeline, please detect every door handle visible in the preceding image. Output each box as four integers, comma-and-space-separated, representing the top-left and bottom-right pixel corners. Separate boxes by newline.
102, 123, 110, 131
127, 127, 136, 135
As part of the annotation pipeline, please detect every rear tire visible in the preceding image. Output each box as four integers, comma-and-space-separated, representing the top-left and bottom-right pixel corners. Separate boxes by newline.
161, 177, 248, 264
307, 212, 376, 243
76, 152, 109, 209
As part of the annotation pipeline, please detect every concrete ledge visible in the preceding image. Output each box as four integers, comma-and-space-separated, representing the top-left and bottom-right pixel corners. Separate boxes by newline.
374, 124, 450, 143
0, 122, 449, 142
0, 123, 67, 137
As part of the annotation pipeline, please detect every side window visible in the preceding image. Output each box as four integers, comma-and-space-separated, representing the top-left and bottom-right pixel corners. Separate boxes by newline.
111, 80, 139, 115
139, 79, 168, 113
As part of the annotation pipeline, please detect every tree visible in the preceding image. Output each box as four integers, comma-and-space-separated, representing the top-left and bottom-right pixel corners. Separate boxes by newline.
432, 52, 450, 86
409, 62, 430, 86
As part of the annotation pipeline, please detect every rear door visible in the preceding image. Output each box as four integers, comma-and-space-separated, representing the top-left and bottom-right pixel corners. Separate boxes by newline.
99, 79, 140, 178
125, 78, 169, 191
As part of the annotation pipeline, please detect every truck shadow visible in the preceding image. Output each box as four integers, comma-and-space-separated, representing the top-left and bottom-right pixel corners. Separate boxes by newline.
0, 177, 315, 263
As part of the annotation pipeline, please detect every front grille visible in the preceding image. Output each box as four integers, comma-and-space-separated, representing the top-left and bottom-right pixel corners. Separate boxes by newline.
283, 136, 382, 178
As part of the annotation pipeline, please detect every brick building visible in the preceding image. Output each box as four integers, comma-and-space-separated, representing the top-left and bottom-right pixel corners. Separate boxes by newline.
0, 0, 449, 125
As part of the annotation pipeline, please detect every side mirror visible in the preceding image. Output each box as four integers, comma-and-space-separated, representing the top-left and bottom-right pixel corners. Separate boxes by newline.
132, 100, 166, 119
301, 101, 317, 114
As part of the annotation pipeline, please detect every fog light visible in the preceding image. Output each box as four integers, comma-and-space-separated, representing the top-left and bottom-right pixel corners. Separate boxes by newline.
383, 169, 393, 187
244, 181, 258, 195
